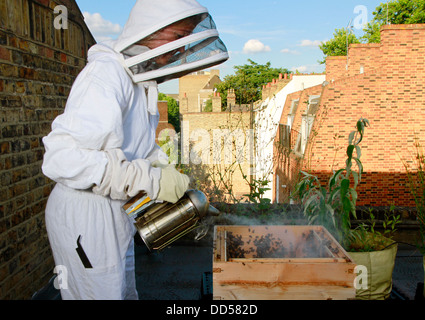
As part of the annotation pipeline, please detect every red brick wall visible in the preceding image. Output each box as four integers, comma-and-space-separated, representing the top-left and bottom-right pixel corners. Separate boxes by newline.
273, 83, 324, 203
303, 24, 425, 207
347, 43, 381, 78
326, 56, 347, 82
156, 100, 175, 143
287, 85, 323, 145
0, 0, 95, 299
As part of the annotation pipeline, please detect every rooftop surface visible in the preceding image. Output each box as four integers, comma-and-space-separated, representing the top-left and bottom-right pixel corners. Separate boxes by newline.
32, 233, 424, 301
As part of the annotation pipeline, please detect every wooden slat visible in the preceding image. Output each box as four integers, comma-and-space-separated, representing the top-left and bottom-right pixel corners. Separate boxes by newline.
213, 261, 355, 286
227, 257, 348, 263
214, 284, 356, 300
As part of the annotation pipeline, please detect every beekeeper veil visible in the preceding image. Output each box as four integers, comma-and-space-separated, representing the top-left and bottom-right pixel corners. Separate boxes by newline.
114, 0, 229, 85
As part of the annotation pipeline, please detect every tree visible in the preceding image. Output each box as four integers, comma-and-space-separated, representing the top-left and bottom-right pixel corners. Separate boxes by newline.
318, 28, 360, 64
360, 22, 381, 44
361, 0, 425, 43
158, 92, 180, 132
215, 59, 291, 108
320, 0, 425, 59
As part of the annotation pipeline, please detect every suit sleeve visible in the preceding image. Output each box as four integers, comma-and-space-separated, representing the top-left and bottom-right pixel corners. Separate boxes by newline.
42, 60, 161, 199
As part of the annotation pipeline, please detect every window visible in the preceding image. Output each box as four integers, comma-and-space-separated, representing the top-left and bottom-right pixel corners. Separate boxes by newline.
307, 95, 320, 116
279, 124, 291, 149
287, 99, 299, 129
294, 95, 321, 155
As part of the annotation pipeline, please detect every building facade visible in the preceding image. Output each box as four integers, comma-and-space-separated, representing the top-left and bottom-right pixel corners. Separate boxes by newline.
273, 24, 425, 207
0, 0, 95, 299
179, 69, 221, 113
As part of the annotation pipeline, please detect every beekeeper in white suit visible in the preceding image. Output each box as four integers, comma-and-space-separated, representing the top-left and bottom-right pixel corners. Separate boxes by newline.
42, 0, 228, 300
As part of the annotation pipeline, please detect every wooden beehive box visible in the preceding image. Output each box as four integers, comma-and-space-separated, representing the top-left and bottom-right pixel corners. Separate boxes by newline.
213, 225, 356, 300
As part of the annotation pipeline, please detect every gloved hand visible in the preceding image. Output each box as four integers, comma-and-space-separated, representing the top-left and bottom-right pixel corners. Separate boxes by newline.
157, 164, 190, 204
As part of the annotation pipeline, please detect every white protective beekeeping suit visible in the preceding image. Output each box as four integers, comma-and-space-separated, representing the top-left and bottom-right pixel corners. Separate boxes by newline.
42, 0, 228, 300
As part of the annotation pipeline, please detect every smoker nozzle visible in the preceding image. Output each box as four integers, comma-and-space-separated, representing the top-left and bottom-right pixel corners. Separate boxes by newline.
207, 205, 221, 217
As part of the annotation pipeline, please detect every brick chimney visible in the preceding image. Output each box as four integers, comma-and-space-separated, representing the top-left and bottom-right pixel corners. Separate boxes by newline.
277, 73, 291, 91
271, 78, 278, 93
156, 100, 175, 143
262, 85, 267, 100
180, 92, 189, 114
227, 89, 236, 109
212, 91, 222, 112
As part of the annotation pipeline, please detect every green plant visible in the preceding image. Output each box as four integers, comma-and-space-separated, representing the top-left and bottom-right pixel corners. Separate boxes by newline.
402, 136, 425, 254
348, 207, 401, 252
243, 177, 272, 214
292, 118, 369, 248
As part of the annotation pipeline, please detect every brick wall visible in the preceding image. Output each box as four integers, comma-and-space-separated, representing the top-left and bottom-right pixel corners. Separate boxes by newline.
273, 83, 324, 203
182, 111, 252, 200
0, 0, 95, 299
156, 100, 175, 143
283, 24, 425, 207
346, 43, 381, 78
325, 56, 347, 82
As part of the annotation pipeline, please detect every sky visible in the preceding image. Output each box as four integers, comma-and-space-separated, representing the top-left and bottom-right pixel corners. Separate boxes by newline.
75, 0, 386, 93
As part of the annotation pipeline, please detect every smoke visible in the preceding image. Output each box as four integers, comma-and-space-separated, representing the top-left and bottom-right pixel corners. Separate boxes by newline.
194, 213, 287, 242
216, 213, 266, 226
193, 209, 337, 259
192, 205, 306, 243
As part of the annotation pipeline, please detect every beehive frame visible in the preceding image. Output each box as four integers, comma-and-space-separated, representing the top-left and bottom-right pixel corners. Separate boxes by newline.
213, 225, 357, 300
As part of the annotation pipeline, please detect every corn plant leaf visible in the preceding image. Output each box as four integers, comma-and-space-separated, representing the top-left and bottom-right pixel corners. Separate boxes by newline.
357, 119, 364, 133
304, 192, 319, 211
347, 144, 355, 159
348, 131, 355, 145
355, 145, 361, 159
329, 168, 345, 190
343, 196, 352, 213
329, 187, 340, 203
325, 203, 335, 217
354, 157, 363, 174
349, 189, 358, 217
352, 171, 359, 189
356, 121, 364, 144
341, 178, 350, 196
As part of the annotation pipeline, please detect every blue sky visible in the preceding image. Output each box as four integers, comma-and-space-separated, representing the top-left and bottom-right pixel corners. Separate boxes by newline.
75, 0, 385, 93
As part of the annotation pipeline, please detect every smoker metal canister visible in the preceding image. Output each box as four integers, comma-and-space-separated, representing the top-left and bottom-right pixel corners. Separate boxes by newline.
134, 189, 210, 251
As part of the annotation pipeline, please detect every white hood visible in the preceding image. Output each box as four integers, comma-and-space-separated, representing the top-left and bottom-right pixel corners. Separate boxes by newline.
110, 0, 229, 84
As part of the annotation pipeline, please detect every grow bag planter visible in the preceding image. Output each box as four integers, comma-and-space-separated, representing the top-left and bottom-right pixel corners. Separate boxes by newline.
348, 243, 397, 300
212, 225, 357, 300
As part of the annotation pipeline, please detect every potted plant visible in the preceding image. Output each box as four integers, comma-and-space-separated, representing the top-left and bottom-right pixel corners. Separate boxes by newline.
293, 118, 401, 299
402, 136, 425, 298
347, 208, 401, 300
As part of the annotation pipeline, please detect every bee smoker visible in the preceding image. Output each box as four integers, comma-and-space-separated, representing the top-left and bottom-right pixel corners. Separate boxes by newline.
124, 190, 220, 251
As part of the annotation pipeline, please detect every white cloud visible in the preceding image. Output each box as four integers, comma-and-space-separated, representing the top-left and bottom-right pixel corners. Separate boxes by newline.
83, 12, 122, 41
242, 39, 271, 54
299, 39, 323, 47
291, 65, 308, 73
280, 48, 299, 55
290, 64, 325, 74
